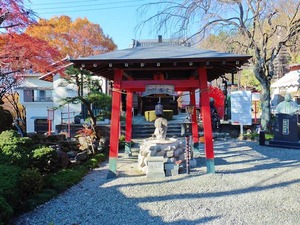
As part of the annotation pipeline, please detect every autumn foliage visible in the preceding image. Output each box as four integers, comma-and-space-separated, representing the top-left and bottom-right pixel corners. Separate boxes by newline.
0, 0, 35, 30
0, 33, 61, 72
25, 16, 117, 58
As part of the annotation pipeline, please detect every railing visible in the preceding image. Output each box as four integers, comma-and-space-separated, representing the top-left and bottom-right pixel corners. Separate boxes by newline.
24, 97, 53, 102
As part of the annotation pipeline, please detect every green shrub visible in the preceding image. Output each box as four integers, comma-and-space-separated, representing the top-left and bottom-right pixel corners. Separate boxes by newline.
45, 167, 87, 192
0, 130, 32, 147
0, 196, 13, 225
0, 164, 21, 223
265, 133, 274, 140
0, 164, 21, 203
31, 147, 59, 172
0, 130, 20, 143
21, 189, 57, 212
85, 153, 106, 169
20, 169, 44, 198
45, 153, 105, 192
0, 130, 32, 168
119, 135, 134, 149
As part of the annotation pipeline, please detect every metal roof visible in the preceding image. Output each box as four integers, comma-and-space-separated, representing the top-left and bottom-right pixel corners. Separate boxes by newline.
71, 43, 251, 82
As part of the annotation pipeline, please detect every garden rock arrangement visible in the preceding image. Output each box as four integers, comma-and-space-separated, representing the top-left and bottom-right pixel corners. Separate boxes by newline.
137, 137, 186, 177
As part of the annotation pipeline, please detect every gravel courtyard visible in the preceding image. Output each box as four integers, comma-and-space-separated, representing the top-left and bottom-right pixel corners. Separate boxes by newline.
13, 140, 300, 225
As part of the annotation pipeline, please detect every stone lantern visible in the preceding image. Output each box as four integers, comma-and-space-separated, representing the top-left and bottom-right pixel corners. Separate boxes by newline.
181, 104, 195, 136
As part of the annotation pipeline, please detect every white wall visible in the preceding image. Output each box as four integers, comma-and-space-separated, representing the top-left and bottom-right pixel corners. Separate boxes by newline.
16, 74, 54, 133
16, 73, 110, 133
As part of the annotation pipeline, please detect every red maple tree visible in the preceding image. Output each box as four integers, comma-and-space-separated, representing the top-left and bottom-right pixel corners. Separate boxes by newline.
0, 0, 35, 31
0, 1, 62, 99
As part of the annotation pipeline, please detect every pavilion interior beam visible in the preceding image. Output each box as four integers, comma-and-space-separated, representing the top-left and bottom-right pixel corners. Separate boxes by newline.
121, 79, 200, 91
122, 66, 199, 71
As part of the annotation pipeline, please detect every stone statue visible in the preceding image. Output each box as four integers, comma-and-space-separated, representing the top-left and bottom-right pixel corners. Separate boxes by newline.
153, 101, 168, 139
275, 94, 299, 114
154, 117, 168, 139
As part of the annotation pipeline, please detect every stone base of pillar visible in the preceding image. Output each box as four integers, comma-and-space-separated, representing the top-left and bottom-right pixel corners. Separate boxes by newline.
147, 156, 165, 178
206, 159, 215, 174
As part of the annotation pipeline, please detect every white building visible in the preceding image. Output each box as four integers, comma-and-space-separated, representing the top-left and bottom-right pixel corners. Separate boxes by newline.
16, 70, 108, 134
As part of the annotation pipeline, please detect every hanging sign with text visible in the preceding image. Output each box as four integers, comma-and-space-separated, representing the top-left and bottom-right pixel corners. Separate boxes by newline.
142, 84, 178, 96
231, 91, 252, 125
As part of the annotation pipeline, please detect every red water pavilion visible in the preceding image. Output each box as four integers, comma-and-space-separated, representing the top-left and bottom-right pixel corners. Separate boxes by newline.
71, 39, 251, 178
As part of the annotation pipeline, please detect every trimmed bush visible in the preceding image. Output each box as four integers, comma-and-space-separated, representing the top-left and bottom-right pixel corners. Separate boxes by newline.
0, 130, 32, 168
46, 167, 87, 192
0, 196, 13, 225
85, 153, 106, 169
21, 189, 58, 212
0, 164, 21, 224
0, 130, 32, 148
45, 153, 105, 192
30, 147, 59, 172
20, 169, 44, 198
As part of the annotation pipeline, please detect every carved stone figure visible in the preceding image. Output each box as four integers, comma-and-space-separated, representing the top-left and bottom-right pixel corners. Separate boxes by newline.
275, 94, 299, 114
154, 117, 168, 139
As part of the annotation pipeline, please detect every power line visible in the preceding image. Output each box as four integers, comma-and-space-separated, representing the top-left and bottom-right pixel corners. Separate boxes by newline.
31, 0, 146, 11
33, 4, 143, 15
32, 0, 145, 10
29, 0, 144, 6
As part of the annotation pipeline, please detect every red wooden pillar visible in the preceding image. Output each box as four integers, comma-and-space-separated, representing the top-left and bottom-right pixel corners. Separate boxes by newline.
189, 89, 199, 150
107, 69, 123, 179
198, 67, 215, 173
125, 90, 133, 156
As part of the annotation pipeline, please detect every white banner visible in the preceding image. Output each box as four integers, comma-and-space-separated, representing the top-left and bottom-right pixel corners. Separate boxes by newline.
231, 91, 252, 125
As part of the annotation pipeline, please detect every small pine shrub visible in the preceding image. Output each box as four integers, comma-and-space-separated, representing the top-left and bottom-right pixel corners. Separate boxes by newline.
0, 130, 32, 148
0, 130, 20, 143
21, 189, 58, 212
20, 169, 44, 198
0, 130, 32, 168
85, 153, 106, 169
45, 167, 87, 192
0, 164, 21, 223
0, 196, 13, 225
30, 147, 59, 172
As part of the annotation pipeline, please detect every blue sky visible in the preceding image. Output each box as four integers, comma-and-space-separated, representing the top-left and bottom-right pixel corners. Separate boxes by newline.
27, 0, 157, 50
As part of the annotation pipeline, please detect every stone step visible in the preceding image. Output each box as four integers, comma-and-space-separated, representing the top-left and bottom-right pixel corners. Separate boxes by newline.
131, 123, 182, 138
123, 122, 232, 139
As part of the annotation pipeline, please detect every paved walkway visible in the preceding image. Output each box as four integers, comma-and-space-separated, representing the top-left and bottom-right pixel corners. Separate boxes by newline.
13, 139, 300, 225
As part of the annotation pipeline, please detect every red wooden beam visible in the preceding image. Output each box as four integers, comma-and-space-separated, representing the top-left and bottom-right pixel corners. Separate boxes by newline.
125, 90, 133, 156
121, 80, 200, 91
199, 67, 215, 173
189, 90, 199, 145
107, 69, 123, 178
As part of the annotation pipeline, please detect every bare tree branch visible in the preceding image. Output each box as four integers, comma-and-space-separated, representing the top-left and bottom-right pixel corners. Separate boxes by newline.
136, 0, 300, 130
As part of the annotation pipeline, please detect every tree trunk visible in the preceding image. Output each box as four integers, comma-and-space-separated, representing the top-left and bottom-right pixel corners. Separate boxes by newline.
260, 81, 271, 131
87, 105, 97, 128
254, 68, 271, 131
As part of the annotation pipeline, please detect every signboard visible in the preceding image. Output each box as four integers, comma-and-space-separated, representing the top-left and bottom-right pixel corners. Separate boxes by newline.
231, 91, 252, 125
252, 92, 261, 101
282, 119, 289, 135
142, 84, 178, 96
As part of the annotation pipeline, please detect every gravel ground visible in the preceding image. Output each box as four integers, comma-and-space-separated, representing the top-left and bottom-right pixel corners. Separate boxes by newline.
12, 139, 300, 225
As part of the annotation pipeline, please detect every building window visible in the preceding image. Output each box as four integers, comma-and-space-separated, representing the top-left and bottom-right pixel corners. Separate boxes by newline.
24, 90, 34, 102
24, 89, 53, 102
